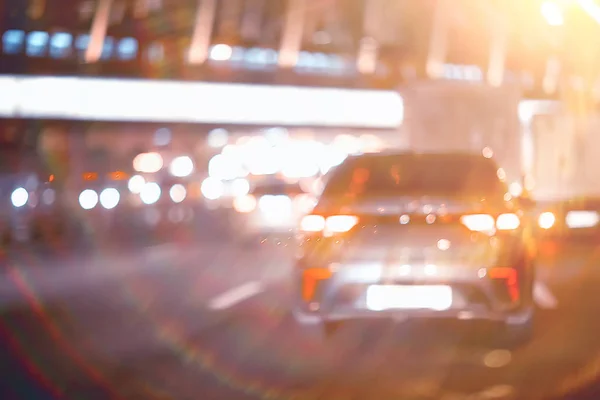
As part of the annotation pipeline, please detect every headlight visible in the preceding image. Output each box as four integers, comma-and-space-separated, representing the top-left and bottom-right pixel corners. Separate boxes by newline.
140, 182, 161, 205
128, 175, 146, 193
538, 212, 556, 230
201, 178, 224, 200
100, 188, 120, 209
133, 152, 163, 173
169, 156, 194, 177
460, 214, 496, 232
169, 184, 187, 203
11, 187, 28, 208
230, 178, 250, 197
258, 195, 292, 220
566, 211, 599, 229
79, 189, 98, 210
496, 213, 520, 230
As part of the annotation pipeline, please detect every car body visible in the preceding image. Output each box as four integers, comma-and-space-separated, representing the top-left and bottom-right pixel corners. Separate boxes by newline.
291, 151, 537, 345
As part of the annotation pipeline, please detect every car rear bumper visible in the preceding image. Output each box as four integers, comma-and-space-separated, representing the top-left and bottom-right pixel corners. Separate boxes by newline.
293, 303, 534, 325
292, 247, 533, 325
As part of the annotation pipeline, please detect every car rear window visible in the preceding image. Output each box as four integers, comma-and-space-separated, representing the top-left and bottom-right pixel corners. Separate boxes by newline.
322, 153, 505, 198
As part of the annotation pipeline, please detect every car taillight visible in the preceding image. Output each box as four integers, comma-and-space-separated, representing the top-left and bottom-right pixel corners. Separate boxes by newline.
302, 267, 332, 301
489, 267, 519, 303
300, 214, 358, 234
325, 215, 359, 233
460, 214, 495, 232
460, 213, 520, 232
300, 215, 326, 232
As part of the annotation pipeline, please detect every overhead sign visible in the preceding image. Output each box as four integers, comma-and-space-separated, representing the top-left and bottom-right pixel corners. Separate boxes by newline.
0, 75, 404, 128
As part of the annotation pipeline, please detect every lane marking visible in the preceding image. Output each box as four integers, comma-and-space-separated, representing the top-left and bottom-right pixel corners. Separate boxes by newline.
208, 281, 264, 310
533, 281, 558, 309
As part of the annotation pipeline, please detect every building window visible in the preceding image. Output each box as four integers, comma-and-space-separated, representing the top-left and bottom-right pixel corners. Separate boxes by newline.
75, 34, 90, 58
26, 31, 50, 57
100, 36, 115, 60
49, 32, 73, 58
117, 37, 138, 60
2, 30, 26, 54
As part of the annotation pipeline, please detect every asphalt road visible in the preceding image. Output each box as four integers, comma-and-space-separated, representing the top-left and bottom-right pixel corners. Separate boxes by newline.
1, 238, 600, 400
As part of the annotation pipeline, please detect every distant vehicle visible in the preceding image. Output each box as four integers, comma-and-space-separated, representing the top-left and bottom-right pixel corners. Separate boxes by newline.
291, 151, 537, 346
0, 145, 64, 243
535, 197, 600, 241
231, 178, 317, 238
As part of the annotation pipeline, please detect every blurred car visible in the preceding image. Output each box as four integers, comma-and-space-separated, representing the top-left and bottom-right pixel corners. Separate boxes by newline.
75, 151, 204, 231
231, 180, 317, 238
291, 151, 537, 346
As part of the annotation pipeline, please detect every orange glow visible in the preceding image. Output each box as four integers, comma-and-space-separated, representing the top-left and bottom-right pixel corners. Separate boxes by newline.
48, 174, 55, 182
489, 267, 520, 303
302, 268, 332, 301
108, 171, 129, 180
83, 172, 98, 181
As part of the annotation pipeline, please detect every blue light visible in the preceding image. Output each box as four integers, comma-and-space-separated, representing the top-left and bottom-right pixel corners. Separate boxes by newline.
49, 33, 73, 58
2, 30, 25, 54
26, 31, 49, 57
117, 37, 138, 60
101, 37, 115, 60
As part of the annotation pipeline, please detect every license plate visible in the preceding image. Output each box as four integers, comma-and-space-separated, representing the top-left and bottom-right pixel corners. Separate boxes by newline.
366, 285, 452, 311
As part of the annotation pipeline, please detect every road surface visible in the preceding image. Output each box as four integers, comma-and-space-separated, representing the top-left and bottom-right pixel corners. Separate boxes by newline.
1, 238, 600, 400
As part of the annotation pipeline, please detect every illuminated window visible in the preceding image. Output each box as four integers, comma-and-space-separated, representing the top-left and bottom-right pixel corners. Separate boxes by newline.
49, 32, 73, 58
312, 53, 330, 69
75, 34, 90, 57
295, 51, 316, 70
263, 49, 278, 65
2, 30, 25, 54
100, 36, 115, 60
117, 37, 138, 60
328, 55, 347, 72
26, 31, 49, 57
244, 48, 276, 69
230, 46, 245, 63
244, 47, 264, 64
